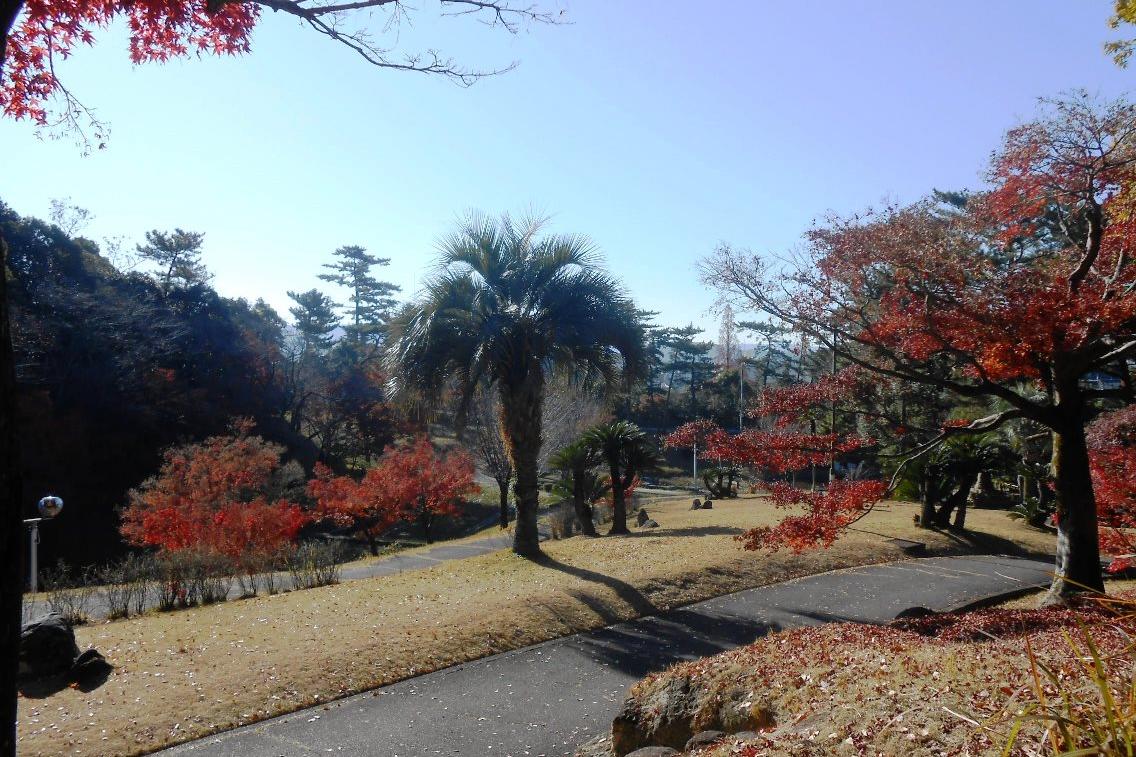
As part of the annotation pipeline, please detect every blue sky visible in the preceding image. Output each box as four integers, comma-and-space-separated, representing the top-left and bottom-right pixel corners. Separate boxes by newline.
1, 1, 1132, 335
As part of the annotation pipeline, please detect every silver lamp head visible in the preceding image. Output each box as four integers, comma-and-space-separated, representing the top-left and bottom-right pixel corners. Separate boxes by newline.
37, 495, 63, 518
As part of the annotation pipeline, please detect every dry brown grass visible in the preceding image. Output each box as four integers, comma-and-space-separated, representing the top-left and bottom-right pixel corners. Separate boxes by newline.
17, 495, 1054, 756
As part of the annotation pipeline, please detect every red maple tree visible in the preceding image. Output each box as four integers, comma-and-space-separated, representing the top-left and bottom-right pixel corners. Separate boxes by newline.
119, 420, 309, 567
309, 435, 478, 548
702, 94, 1136, 600
1088, 406, 1136, 570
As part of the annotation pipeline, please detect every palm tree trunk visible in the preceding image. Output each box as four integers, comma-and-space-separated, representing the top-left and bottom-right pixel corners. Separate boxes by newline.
609, 463, 629, 535
499, 373, 544, 558
497, 475, 511, 528
572, 475, 597, 537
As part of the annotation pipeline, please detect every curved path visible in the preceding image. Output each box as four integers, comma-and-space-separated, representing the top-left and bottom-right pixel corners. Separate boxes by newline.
162, 554, 1053, 757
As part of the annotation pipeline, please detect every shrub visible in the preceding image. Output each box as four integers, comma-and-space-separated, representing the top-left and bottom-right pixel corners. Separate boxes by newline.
97, 553, 154, 620
547, 504, 577, 540
286, 541, 343, 590
39, 560, 95, 625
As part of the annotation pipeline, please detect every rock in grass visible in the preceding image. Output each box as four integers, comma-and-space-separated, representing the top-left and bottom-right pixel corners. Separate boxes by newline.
702, 500, 713, 509
641, 519, 660, 529
686, 730, 726, 750
636, 509, 650, 526
690, 499, 702, 510
19, 614, 79, 680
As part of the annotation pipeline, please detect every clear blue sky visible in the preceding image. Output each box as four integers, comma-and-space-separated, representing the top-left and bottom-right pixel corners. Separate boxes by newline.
0, 1, 1131, 335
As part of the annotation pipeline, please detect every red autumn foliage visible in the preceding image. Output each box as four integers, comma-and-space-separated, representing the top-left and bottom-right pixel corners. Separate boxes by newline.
667, 418, 884, 552
309, 435, 479, 548
757, 367, 864, 428
737, 479, 889, 552
119, 420, 308, 566
1088, 406, 1136, 568
2, 0, 259, 124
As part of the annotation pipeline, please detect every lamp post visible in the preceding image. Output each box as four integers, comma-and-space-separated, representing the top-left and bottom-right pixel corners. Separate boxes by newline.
25, 495, 63, 596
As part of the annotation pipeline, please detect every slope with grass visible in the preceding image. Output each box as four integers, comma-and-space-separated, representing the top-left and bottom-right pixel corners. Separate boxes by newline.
590, 593, 1136, 756
17, 494, 1055, 756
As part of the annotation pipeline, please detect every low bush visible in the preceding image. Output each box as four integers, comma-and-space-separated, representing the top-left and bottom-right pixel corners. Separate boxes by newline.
96, 554, 153, 620
39, 560, 95, 625
286, 541, 343, 590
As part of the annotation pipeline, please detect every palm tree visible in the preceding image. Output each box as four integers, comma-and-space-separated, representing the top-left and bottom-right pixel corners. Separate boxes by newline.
387, 213, 647, 557
584, 420, 658, 535
549, 440, 607, 536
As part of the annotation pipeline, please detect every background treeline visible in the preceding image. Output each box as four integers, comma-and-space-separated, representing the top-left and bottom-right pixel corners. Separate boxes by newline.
3, 201, 401, 566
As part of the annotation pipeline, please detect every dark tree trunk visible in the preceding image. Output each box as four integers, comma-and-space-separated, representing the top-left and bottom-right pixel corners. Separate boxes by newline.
1045, 416, 1104, 603
499, 371, 544, 558
572, 491, 597, 537
0, 213, 24, 757
608, 458, 629, 535
934, 471, 977, 528
953, 496, 967, 530
497, 476, 510, 529
919, 485, 937, 528
421, 511, 433, 544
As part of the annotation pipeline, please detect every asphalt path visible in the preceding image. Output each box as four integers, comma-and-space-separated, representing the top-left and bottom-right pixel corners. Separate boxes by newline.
161, 553, 1053, 757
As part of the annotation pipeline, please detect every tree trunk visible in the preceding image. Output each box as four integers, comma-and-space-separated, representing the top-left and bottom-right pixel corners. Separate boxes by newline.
497, 476, 510, 529
499, 372, 544, 558
608, 462, 629, 535
919, 484, 937, 528
1045, 419, 1105, 603
572, 490, 597, 537
934, 472, 977, 528
0, 217, 24, 757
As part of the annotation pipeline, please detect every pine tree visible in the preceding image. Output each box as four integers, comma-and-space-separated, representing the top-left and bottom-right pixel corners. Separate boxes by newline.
136, 228, 210, 291
317, 245, 400, 344
287, 289, 339, 354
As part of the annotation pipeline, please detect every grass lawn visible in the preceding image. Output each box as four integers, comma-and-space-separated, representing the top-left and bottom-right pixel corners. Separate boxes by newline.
17, 494, 1056, 756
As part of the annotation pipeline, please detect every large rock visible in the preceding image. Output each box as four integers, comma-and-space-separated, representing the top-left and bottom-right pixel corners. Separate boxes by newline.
611, 675, 774, 755
702, 500, 713, 509
19, 614, 80, 680
626, 749, 678, 757
641, 519, 660, 529
686, 730, 726, 750
636, 509, 650, 527
690, 499, 702, 510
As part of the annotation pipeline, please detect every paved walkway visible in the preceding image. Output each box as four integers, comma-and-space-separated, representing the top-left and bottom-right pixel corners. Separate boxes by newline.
162, 553, 1053, 757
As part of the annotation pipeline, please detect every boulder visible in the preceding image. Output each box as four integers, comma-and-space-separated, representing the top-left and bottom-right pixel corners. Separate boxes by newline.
636, 509, 650, 527
686, 730, 726, 750
19, 614, 79, 680
690, 499, 702, 510
626, 749, 679, 757
612, 675, 774, 755
702, 500, 713, 509
71, 649, 113, 688
641, 519, 660, 529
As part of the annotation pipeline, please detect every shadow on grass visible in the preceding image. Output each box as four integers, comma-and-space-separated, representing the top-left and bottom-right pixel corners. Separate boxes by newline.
536, 556, 657, 620
19, 663, 112, 698
636, 525, 746, 538
929, 527, 1052, 559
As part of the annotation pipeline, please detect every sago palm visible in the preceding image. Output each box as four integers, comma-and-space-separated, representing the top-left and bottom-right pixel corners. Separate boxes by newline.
584, 420, 658, 535
550, 439, 607, 537
387, 213, 646, 557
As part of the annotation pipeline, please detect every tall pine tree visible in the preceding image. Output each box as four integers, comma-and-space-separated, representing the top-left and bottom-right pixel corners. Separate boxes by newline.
318, 245, 400, 344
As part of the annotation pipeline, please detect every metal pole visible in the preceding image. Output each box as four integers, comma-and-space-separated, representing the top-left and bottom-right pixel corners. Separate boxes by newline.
28, 521, 39, 596
693, 441, 698, 482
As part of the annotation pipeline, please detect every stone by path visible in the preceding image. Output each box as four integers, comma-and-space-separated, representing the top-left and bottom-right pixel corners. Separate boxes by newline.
161, 553, 1053, 757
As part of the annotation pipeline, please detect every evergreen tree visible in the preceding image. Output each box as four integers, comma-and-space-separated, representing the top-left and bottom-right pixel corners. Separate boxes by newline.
287, 289, 339, 354
317, 245, 400, 344
136, 228, 210, 291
